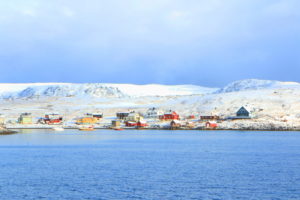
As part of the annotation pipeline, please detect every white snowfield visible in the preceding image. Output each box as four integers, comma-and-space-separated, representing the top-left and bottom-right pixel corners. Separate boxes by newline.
1, 79, 300, 130
0, 83, 217, 99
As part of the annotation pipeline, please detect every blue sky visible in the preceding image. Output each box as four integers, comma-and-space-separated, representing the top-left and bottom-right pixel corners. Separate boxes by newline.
0, 0, 299, 87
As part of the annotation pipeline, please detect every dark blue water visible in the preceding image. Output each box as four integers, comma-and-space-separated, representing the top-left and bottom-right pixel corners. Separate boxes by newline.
0, 130, 300, 200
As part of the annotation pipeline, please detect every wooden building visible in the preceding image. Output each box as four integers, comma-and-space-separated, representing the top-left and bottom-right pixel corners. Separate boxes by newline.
76, 117, 97, 125
159, 110, 180, 121
87, 113, 103, 120
42, 113, 63, 125
125, 112, 143, 122
116, 112, 130, 120
228, 106, 251, 120
200, 116, 220, 121
145, 107, 163, 118
111, 120, 121, 128
18, 113, 33, 124
205, 122, 218, 129
237, 107, 250, 117
170, 120, 182, 129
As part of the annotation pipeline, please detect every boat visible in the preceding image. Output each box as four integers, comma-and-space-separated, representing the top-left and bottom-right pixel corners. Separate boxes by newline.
114, 128, 124, 131
52, 127, 64, 131
78, 126, 95, 131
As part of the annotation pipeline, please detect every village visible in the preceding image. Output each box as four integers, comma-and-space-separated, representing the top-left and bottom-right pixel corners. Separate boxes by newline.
1, 106, 297, 132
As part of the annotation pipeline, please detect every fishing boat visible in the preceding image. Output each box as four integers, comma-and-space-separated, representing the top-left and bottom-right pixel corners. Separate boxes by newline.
114, 128, 124, 131
52, 127, 64, 131
78, 126, 95, 131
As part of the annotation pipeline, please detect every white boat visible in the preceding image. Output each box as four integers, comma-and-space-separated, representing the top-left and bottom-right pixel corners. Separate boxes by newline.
52, 127, 65, 131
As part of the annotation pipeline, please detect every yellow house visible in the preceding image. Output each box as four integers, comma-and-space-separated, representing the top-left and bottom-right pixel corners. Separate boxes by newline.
76, 117, 98, 125
18, 113, 33, 124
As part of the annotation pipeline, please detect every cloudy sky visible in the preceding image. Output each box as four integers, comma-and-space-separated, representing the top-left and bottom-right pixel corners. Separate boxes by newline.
0, 0, 299, 86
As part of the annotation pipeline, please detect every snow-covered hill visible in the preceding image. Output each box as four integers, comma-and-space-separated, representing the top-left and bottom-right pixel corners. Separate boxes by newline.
217, 79, 300, 93
0, 83, 217, 99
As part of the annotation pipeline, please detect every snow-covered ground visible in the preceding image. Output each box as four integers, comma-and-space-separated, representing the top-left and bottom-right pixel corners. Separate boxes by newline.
1, 79, 300, 130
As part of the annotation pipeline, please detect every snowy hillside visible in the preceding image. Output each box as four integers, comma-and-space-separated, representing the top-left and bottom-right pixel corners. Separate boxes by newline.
0, 83, 217, 99
217, 79, 300, 93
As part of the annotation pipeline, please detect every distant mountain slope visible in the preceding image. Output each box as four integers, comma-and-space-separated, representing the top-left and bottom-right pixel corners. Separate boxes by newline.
0, 79, 299, 100
216, 79, 300, 93
0, 83, 217, 99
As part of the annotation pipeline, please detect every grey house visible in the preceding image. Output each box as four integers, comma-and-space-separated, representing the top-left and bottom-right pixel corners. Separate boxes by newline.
237, 107, 250, 117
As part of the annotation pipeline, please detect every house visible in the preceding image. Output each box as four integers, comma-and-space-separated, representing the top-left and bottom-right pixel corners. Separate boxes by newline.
170, 120, 182, 129
145, 107, 163, 118
87, 113, 103, 120
206, 122, 218, 129
125, 111, 143, 122
116, 112, 130, 120
228, 107, 251, 120
200, 115, 220, 121
76, 117, 98, 125
159, 110, 180, 121
42, 113, 63, 125
18, 113, 33, 124
237, 107, 250, 117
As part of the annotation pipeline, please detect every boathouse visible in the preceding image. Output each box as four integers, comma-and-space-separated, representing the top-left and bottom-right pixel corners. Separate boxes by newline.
205, 122, 218, 129
170, 120, 182, 129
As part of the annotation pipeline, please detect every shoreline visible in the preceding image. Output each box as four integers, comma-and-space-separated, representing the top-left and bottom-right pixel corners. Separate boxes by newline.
5, 127, 300, 132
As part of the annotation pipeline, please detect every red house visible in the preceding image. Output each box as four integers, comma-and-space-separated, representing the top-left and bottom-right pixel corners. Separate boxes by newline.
43, 114, 63, 125
159, 110, 180, 121
205, 122, 218, 129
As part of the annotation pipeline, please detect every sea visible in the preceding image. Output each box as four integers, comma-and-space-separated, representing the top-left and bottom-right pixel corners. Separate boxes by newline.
0, 129, 300, 200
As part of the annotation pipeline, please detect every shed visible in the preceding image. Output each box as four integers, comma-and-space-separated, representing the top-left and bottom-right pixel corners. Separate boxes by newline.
111, 120, 121, 128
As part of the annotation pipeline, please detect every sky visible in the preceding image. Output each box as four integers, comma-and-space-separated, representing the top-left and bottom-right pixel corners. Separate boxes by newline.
0, 0, 299, 87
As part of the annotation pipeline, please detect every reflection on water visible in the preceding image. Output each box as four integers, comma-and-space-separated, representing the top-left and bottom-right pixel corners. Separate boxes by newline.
0, 130, 300, 199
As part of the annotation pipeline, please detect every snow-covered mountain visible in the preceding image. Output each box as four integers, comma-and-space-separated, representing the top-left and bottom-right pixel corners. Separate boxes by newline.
216, 79, 300, 93
0, 83, 217, 99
